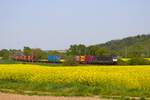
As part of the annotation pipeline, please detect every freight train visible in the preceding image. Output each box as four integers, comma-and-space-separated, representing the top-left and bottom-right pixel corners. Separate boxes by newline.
12, 55, 118, 65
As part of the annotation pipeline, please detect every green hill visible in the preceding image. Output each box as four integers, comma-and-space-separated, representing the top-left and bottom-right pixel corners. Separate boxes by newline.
95, 34, 150, 57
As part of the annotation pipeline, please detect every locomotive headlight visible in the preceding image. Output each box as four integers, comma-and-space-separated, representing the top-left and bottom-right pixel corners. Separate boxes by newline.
113, 58, 118, 62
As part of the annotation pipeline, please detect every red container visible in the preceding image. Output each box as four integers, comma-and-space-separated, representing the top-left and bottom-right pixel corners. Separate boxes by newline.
30, 56, 34, 61
18, 56, 20, 60
20, 56, 22, 60
23, 56, 27, 61
85, 56, 96, 64
27, 56, 31, 61
85, 56, 90, 63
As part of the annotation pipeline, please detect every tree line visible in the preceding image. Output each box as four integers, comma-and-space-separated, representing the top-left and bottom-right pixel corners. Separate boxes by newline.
0, 45, 110, 60
0, 47, 65, 60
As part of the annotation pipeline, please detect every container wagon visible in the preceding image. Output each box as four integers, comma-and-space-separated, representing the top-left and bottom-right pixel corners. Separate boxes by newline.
76, 55, 118, 65
48, 55, 61, 63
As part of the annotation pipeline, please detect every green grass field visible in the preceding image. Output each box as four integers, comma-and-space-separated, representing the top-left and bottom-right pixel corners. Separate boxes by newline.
0, 64, 150, 99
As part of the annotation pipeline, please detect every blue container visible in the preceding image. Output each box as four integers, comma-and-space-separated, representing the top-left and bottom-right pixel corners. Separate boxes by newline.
48, 55, 61, 62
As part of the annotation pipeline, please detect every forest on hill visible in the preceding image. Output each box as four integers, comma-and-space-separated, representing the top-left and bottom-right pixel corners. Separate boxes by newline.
67, 34, 150, 58
96, 34, 150, 57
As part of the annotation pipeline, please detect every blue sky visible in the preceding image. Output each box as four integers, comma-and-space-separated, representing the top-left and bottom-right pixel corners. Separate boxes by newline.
0, 0, 150, 50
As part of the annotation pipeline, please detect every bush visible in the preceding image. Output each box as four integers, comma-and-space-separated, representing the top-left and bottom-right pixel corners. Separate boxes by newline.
117, 59, 128, 65
128, 57, 150, 65
62, 56, 79, 66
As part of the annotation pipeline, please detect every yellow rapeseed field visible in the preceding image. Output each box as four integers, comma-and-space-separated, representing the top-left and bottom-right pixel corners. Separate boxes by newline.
0, 64, 150, 90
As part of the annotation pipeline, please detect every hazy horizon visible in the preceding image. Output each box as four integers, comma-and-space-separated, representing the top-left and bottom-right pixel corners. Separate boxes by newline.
0, 0, 150, 50
0, 33, 149, 50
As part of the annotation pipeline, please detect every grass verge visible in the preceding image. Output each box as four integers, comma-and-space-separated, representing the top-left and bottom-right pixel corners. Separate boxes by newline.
0, 80, 149, 99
